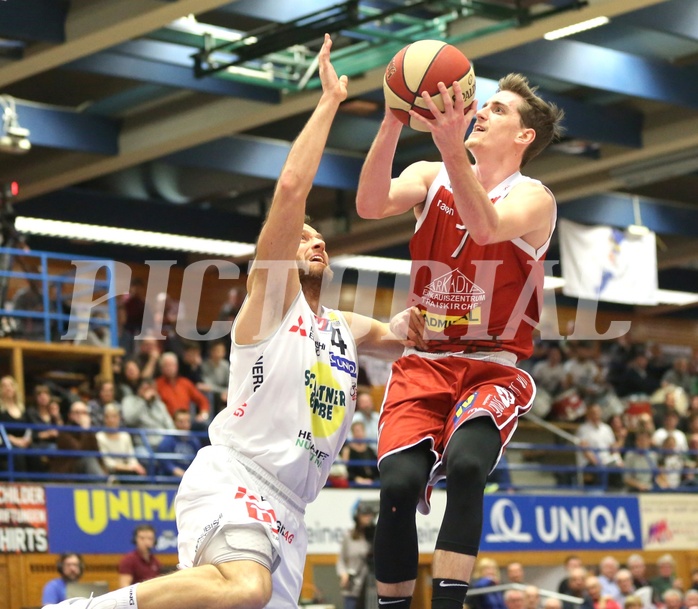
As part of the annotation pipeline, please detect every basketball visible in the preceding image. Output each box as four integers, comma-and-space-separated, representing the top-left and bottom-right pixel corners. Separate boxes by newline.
383, 40, 476, 132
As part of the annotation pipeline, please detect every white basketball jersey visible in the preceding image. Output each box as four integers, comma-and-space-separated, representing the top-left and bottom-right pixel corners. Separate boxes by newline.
208, 290, 359, 504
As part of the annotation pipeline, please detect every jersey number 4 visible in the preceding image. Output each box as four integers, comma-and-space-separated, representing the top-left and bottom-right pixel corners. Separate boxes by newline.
331, 326, 347, 355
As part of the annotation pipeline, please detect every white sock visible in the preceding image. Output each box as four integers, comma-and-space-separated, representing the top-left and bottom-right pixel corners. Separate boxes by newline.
87, 584, 139, 609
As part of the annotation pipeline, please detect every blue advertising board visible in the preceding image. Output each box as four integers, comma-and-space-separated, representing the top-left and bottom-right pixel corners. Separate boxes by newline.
480, 494, 643, 552
46, 485, 179, 554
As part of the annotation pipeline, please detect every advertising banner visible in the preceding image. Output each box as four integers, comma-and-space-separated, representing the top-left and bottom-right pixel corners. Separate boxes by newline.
0, 482, 49, 553
479, 494, 643, 552
46, 486, 179, 554
639, 494, 698, 550
559, 218, 658, 305
42, 485, 688, 556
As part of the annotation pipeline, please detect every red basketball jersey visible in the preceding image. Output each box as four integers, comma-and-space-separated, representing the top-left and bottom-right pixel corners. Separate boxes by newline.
408, 165, 556, 361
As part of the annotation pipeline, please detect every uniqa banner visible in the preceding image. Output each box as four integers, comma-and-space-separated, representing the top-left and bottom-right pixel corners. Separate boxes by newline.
480, 494, 643, 551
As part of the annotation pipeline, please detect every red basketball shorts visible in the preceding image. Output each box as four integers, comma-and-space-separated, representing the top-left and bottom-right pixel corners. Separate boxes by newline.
378, 353, 535, 503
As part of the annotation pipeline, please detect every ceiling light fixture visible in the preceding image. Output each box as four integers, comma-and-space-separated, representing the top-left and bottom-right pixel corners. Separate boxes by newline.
544, 16, 610, 40
14, 217, 256, 257
0, 95, 31, 155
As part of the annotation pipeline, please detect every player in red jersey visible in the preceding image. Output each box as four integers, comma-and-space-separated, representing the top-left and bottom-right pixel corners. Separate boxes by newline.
356, 74, 564, 609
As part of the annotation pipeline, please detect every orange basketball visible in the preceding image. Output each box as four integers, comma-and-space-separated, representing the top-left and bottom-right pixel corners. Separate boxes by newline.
383, 40, 475, 132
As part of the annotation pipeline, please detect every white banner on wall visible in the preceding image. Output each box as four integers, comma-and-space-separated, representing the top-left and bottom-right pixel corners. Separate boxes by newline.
305, 488, 446, 555
559, 219, 658, 305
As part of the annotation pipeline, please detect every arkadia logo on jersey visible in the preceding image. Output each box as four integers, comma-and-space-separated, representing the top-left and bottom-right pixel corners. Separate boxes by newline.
481, 496, 642, 550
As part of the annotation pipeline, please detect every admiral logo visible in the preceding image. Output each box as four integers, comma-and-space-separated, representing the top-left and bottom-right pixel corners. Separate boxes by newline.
330, 353, 357, 378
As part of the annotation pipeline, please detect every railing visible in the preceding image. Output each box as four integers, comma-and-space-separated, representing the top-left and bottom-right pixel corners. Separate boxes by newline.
2, 421, 697, 491
0, 421, 208, 484
0, 246, 119, 346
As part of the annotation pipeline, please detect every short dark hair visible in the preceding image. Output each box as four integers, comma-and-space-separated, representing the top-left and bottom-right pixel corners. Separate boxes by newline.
498, 73, 565, 167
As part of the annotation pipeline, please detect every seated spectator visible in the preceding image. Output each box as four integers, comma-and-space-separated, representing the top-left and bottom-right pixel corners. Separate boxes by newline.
26, 384, 62, 472
11, 283, 44, 341
575, 403, 623, 487
623, 431, 658, 492
661, 590, 682, 609
543, 600, 562, 609
340, 421, 378, 486
587, 575, 622, 609
615, 571, 637, 606
559, 556, 585, 595
563, 567, 594, 609
613, 347, 659, 399
115, 357, 143, 401
623, 596, 643, 609
507, 561, 526, 584
42, 552, 85, 605
135, 335, 163, 381
655, 436, 685, 490
179, 342, 206, 385
201, 341, 229, 410
504, 589, 527, 609
119, 277, 152, 353
652, 411, 688, 453
532, 343, 566, 397
650, 555, 676, 603
0, 375, 32, 474
471, 557, 506, 609
87, 378, 120, 427
562, 341, 607, 406
598, 556, 622, 603
96, 404, 146, 479
51, 401, 106, 479
524, 586, 540, 609
627, 554, 653, 602
157, 409, 202, 478
625, 413, 656, 449
156, 352, 210, 425
351, 391, 379, 448
684, 589, 698, 608
121, 378, 175, 455
661, 357, 693, 396
118, 524, 162, 587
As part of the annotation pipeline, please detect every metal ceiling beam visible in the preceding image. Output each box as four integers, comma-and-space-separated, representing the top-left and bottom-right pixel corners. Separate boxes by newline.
0, 0, 670, 201
19, 189, 262, 241
532, 111, 698, 202
214, 0, 344, 22
0, 0, 67, 43
164, 135, 364, 190
63, 49, 281, 102
477, 38, 698, 109
617, 0, 698, 43
16, 101, 120, 155
0, 0, 237, 88
558, 193, 698, 238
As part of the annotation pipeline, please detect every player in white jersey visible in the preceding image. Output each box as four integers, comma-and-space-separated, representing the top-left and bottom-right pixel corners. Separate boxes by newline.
44, 34, 413, 609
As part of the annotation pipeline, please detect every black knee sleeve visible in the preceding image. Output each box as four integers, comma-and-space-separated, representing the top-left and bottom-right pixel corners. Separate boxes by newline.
373, 443, 433, 584
435, 417, 502, 556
